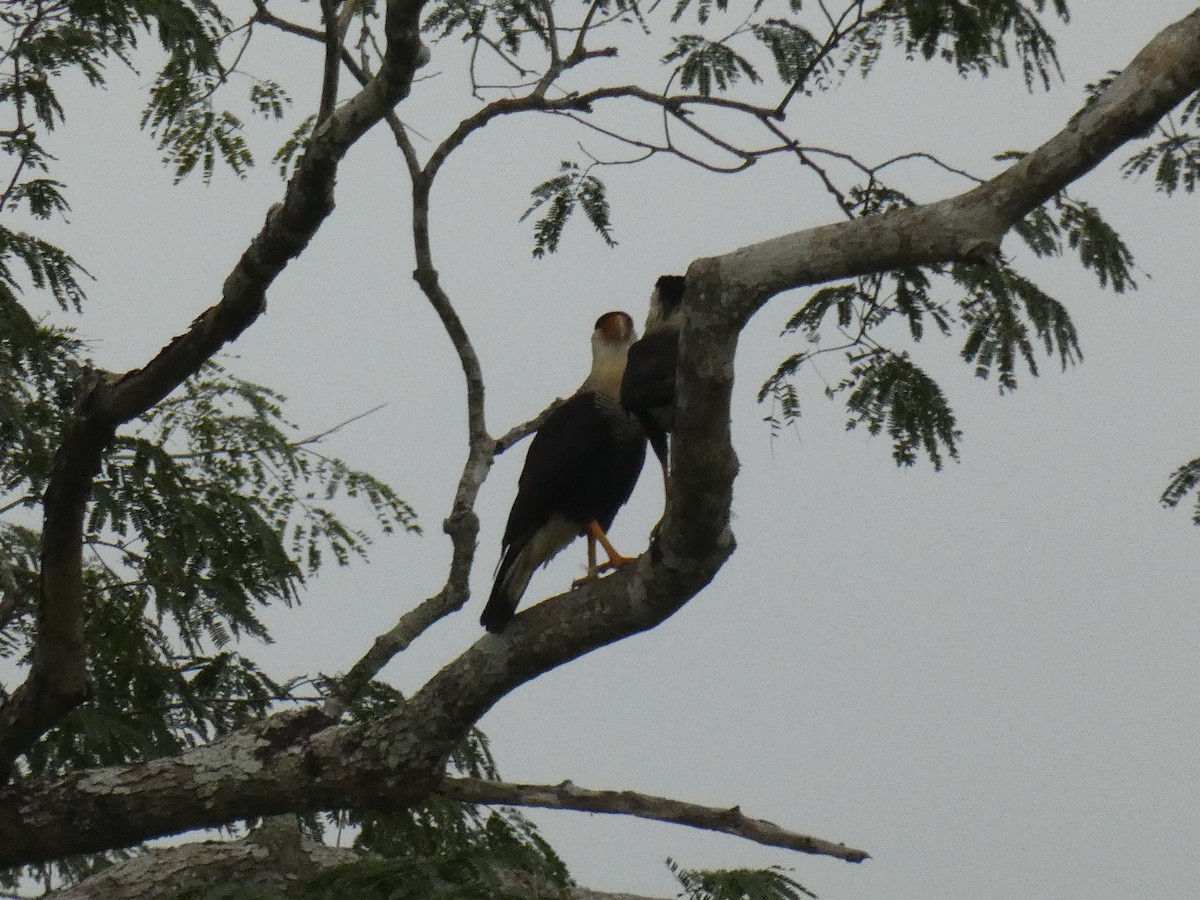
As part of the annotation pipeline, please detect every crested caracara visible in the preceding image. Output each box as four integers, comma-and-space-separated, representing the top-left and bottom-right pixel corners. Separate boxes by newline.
481, 311, 647, 633
621, 274, 686, 499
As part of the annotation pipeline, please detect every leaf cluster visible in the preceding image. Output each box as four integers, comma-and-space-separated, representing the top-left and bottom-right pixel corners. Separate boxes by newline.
521, 161, 616, 258
757, 180, 1136, 468
1161, 457, 1200, 526
869, 0, 1068, 90
666, 0, 1067, 99
425, 0, 551, 54
1114, 89, 1200, 195
668, 858, 816, 900
1, 319, 416, 885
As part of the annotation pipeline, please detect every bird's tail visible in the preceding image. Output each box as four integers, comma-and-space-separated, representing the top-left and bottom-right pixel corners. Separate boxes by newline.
480, 542, 539, 633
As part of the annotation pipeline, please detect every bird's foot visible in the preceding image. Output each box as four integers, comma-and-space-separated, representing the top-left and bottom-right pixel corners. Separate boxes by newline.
571, 554, 636, 589
594, 553, 637, 575
571, 570, 601, 589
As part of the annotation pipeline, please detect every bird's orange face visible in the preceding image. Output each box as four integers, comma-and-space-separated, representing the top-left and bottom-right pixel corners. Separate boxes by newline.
594, 310, 636, 345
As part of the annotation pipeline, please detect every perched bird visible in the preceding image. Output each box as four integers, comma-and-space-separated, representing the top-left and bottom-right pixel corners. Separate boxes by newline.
481, 311, 647, 633
621, 274, 686, 499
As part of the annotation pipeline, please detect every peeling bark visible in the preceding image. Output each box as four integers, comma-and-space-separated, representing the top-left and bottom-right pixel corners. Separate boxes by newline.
42, 817, 671, 900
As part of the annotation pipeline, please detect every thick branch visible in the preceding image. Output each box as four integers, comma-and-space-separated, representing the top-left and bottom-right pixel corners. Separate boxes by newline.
440, 777, 869, 863
44, 816, 666, 900
47, 816, 357, 900
0, 0, 433, 778
718, 10, 1200, 323
1, 7, 1199, 865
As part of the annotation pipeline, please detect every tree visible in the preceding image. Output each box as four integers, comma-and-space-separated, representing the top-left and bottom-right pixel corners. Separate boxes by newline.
3, 1, 1200, 896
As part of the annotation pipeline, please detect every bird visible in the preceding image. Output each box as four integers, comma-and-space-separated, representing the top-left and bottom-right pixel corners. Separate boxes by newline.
621, 274, 686, 500
481, 310, 648, 633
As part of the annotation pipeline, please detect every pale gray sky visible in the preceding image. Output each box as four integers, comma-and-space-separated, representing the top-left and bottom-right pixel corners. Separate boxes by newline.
27, 2, 1200, 898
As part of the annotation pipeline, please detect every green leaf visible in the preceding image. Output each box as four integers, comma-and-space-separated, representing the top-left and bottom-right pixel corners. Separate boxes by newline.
838, 351, 961, 470
1057, 198, 1136, 292
249, 80, 291, 120
0, 227, 91, 311
273, 114, 317, 179
1161, 457, 1200, 526
664, 34, 761, 96
781, 283, 859, 336
1121, 131, 1200, 197
876, 0, 1067, 90
752, 19, 824, 86
521, 162, 618, 257
956, 264, 1080, 391
668, 858, 816, 900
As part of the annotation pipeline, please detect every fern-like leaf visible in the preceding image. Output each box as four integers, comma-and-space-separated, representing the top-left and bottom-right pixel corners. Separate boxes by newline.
834, 351, 961, 469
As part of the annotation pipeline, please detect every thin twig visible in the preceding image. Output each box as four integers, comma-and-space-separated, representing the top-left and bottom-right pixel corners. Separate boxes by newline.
295, 403, 388, 446
493, 398, 565, 455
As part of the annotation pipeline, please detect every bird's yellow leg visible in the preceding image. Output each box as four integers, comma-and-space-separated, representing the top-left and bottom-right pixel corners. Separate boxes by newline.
589, 520, 637, 573
571, 530, 602, 588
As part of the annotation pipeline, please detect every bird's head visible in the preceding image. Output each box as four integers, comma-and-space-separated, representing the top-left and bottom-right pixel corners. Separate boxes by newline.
644, 275, 686, 332
589, 310, 637, 386
593, 310, 637, 348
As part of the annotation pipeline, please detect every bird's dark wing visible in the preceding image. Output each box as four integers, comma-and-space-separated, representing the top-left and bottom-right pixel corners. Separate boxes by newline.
484, 392, 645, 632
502, 392, 642, 548
620, 330, 679, 420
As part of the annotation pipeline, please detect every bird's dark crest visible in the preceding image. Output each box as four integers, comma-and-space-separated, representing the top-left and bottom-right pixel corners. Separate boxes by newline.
654, 275, 687, 315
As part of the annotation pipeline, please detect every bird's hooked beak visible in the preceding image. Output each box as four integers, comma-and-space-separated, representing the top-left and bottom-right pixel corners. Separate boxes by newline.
594, 310, 637, 346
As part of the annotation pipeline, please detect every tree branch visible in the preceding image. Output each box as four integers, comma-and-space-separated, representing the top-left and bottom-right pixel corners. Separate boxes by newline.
714, 9, 1200, 323
42, 814, 670, 900
46, 816, 357, 900
0, 0, 434, 779
316, 0, 342, 124
1, 5, 1198, 863
493, 397, 566, 455
439, 777, 870, 863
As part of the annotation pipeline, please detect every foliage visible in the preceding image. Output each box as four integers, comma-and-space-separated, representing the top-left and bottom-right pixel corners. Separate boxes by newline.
0, 313, 416, 887
668, 858, 816, 900
521, 161, 617, 258
5, 0, 1200, 894
0, 2, 415, 869
757, 176, 1134, 468
1161, 457, 1200, 525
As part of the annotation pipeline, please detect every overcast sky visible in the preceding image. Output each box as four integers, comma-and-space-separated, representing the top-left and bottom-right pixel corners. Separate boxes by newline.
25, 2, 1200, 898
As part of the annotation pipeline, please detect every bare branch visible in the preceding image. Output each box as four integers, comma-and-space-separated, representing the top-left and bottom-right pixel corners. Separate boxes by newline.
873, 150, 985, 183
328, 390, 568, 711
439, 777, 870, 863
317, 0, 342, 123
295, 403, 388, 447
775, 0, 874, 117
570, 0, 606, 60
494, 398, 566, 455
